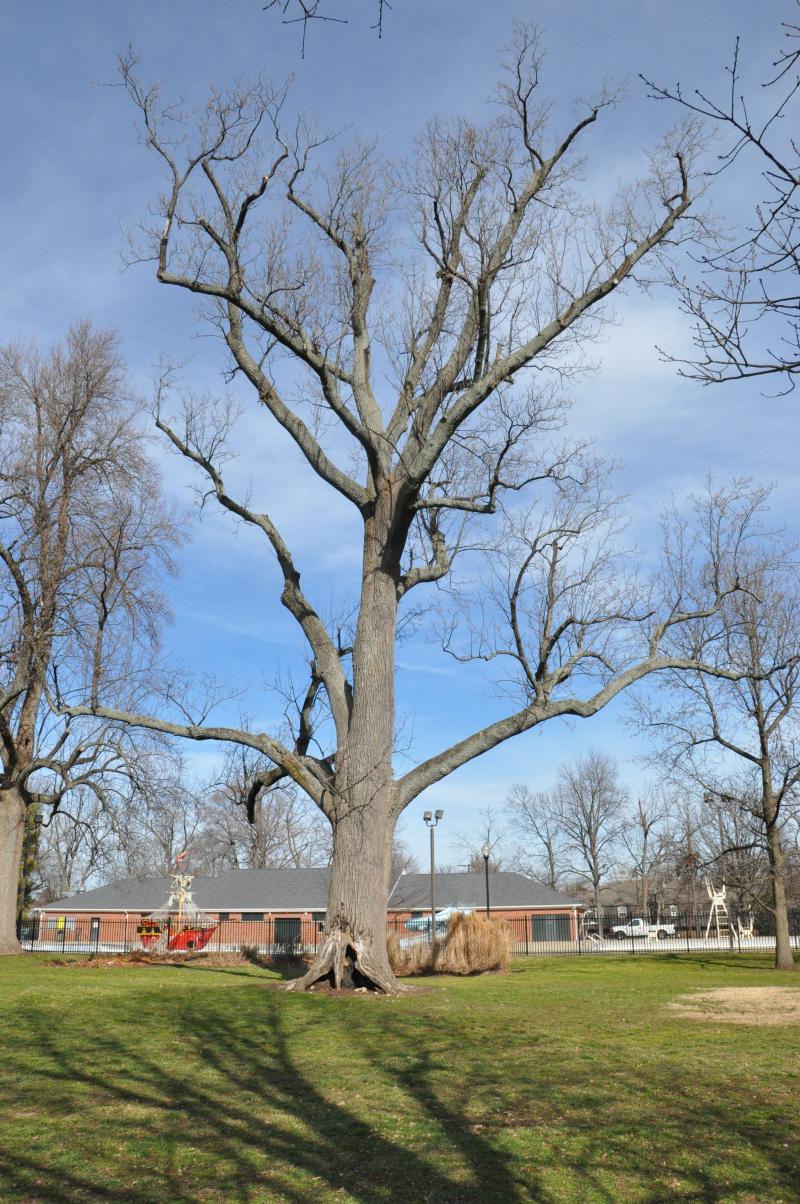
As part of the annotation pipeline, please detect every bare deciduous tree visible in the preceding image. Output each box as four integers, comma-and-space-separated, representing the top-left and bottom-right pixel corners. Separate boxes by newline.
389, 835, 419, 886
32, 788, 114, 903
619, 793, 675, 918
506, 784, 564, 890
644, 8, 800, 390
0, 324, 178, 952
698, 787, 773, 915
451, 806, 506, 871
548, 752, 626, 938
195, 744, 331, 872
68, 31, 766, 993
637, 525, 800, 970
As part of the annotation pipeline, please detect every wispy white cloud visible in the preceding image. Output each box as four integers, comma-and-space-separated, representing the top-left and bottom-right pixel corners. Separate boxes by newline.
396, 660, 457, 678
175, 607, 292, 648
1, 0, 790, 871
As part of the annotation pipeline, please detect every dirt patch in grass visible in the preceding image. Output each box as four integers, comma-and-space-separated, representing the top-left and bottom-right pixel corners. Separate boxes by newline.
668, 986, 800, 1026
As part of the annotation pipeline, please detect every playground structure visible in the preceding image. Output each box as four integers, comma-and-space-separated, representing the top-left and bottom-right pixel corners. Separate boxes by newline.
136, 868, 217, 953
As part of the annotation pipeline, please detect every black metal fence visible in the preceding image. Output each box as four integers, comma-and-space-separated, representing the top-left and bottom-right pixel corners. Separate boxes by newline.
16, 907, 800, 959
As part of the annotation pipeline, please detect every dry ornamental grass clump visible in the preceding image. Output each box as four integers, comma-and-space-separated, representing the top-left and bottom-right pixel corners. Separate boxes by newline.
387, 912, 511, 977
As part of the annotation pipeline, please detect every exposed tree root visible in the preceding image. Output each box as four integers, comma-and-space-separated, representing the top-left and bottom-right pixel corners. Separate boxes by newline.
284, 930, 408, 995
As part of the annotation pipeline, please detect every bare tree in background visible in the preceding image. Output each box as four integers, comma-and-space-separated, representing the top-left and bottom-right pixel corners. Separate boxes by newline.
619, 792, 676, 918
110, 755, 203, 880
0, 324, 179, 953
549, 752, 626, 938
698, 787, 773, 914
68, 29, 771, 993
451, 806, 506, 871
389, 835, 419, 885
637, 518, 800, 970
506, 784, 564, 889
32, 739, 334, 893
668, 800, 703, 923
195, 743, 331, 872
644, 8, 800, 390
32, 788, 114, 903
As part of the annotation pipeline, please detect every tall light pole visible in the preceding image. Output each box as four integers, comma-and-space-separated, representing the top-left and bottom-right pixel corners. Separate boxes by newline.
481, 843, 491, 917
423, 809, 444, 941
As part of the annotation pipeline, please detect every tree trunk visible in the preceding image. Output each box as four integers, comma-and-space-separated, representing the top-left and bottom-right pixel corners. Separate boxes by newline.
287, 507, 406, 994
766, 821, 795, 971
286, 803, 403, 993
594, 882, 604, 939
0, 787, 26, 955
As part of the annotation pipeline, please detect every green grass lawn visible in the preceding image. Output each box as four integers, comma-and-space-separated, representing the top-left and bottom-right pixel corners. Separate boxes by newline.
0, 954, 798, 1203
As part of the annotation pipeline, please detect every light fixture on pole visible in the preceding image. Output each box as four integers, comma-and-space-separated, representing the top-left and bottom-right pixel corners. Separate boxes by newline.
423, 810, 444, 941
481, 842, 491, 917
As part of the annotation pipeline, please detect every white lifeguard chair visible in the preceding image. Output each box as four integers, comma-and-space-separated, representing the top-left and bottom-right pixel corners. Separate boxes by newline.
704, 878, 730, 940
737, 913, 755, 940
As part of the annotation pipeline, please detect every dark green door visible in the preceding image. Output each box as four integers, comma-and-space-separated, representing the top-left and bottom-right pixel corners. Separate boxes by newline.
531, 914, 571, 942
274, 917, 301, 946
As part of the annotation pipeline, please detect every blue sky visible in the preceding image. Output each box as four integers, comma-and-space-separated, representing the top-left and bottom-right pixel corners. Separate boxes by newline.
2, 2, 797, 865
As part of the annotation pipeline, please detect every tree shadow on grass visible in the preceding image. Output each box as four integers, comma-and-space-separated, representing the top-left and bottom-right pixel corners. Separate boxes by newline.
356, 1008, 800, 1204
1, 974, 798, 1203
0, 990, 532, 1203
656, 953, 785, 973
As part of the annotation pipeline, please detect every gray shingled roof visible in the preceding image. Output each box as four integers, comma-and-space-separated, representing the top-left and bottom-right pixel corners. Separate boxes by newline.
40, 867, 578, 913
388, 871, 579, 910
39, 868, 331, 913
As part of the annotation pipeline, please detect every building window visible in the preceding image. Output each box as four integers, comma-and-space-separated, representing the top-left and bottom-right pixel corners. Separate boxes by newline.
312, 912, 325, 928
617, 906, 628, 918
241, 912, 264, 922
218, 912, 230, 921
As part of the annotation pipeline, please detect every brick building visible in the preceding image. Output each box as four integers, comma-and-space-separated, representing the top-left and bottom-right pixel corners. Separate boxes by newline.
31, 867, 582, 949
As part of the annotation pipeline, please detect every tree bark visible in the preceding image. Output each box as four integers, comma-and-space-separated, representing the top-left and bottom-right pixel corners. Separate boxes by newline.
288, 501, 407, 993
286, 803, 402, 993
0, 787, 26, 955
593, 882, 604, 940
765, 820, 795, 971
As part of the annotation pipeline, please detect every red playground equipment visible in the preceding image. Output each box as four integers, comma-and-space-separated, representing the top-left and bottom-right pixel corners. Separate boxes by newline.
137, 865, 217, 953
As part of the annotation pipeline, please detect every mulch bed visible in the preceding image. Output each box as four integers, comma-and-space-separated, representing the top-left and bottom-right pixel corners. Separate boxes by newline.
44, 951, 307, 972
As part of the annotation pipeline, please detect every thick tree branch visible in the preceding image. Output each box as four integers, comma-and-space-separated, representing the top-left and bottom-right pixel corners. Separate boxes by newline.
395, 651, 749, 811
59, 700, 324, 806
155, 411, 351, 736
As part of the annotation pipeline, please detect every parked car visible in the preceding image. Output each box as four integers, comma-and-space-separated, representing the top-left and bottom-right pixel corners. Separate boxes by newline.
611, 917, 676, 941
403, 906, 473, 932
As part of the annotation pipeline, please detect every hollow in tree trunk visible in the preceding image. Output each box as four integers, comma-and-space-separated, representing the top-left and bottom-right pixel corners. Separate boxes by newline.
0, 787, 25, 955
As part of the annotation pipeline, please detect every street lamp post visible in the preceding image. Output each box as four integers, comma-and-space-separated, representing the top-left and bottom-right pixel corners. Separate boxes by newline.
481, 843, 491, 917
423, 810, 444, 942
